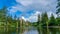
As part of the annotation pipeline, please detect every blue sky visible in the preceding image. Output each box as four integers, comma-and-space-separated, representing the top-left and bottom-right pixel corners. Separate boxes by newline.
0, 0, 57, 22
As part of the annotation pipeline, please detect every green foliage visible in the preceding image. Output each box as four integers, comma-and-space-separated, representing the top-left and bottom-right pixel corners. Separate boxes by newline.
37, 14, 40, 26
7, 15, 12, 23
56, 0, 60, 17
56, 17, 60, 25
0, 6, 7, 21
41, 12, 48, 26
32, 22, 37, 26
49, 14, 57, 26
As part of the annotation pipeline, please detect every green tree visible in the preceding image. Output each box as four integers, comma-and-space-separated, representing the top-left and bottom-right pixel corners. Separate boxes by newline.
56, 0, 60, 17
49, 14, 57, 26
41, 12, 48, 26
0, 6, 8, 28
37, 14, 40, 26
0, 6, 9, 32
56, 17, 60, 26
0, 6, 7, 22
17, 18, 20, 27
7, 15, 12, 23
56, 0, 60, 26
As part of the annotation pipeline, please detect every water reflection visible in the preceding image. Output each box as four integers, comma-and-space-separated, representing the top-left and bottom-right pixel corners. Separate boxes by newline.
0, 27, 60, 34
37, 27, 42, 34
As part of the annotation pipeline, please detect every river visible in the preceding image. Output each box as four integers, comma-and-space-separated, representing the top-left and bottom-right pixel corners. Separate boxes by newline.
0, 26, 60, 34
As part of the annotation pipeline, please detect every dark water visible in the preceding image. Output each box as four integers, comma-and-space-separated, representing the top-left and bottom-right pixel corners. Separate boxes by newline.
0, 27, 60, 34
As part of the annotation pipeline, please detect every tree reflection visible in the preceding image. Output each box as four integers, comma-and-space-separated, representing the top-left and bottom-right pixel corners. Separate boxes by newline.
37, 26, 42, 34
37, 27, 51, 34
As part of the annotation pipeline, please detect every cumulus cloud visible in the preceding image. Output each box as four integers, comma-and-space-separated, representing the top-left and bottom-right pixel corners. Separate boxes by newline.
25, 11, 41, 22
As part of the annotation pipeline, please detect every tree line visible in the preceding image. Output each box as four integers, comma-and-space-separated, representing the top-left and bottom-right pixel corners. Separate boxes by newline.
32, 12, 60, 27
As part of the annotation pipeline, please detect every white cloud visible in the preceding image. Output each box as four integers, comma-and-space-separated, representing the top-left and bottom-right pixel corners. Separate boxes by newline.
47, 11, 57, 18
26, 11, 41, 22
8, 0, 57, 12
16, 0, 33, 6
16, 0, 57, 11
7, 5, 31, 12
7, 6, 17, 12
21, 16, 27, 21
15, 0, 50, 11
16, 0, 50, 6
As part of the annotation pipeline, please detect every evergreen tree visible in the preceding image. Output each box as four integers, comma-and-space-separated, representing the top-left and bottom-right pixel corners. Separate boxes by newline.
49, 14, 57, 26
0, 6, 8, 27
7, 15, 12, 23
0, 6, 7, 22
56, 17, 60, 26
56, 0, 60, 17
17, 17, 20, 27
56, 0, 60, 26
37, 14, 40, 26
41, 12, 48, 26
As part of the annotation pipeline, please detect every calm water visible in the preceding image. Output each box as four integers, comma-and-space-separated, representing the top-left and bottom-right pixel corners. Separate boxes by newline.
0, 27, 60, 34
